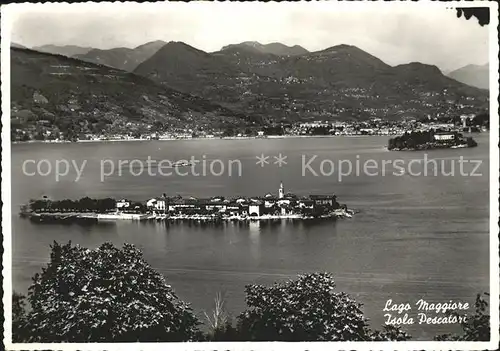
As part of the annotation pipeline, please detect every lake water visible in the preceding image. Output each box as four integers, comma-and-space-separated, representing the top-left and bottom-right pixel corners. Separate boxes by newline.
10, 135, 490, 340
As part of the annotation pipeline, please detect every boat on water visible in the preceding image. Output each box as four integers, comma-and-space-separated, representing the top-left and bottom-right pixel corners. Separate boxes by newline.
173, 160, 192, 167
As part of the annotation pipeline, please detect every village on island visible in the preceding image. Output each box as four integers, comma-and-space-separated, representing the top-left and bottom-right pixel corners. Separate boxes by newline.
22, 182, 354, 223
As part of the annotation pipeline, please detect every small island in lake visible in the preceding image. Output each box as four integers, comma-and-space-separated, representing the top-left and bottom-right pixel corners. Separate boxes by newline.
388, 130, 478, 151
20, 182, 354, 224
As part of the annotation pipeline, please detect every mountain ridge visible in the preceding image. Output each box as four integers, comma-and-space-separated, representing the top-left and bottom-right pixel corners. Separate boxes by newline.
221, 41, 309, 56
447, 63, 489, 90
16, 40, 488, 129
33, 44, 93, 57
10, 47, 250, 141
135, 41, 487, 122
73, 40, 168, 72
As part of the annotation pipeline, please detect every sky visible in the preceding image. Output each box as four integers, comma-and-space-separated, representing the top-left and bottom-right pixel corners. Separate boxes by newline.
6, 1, 491, 71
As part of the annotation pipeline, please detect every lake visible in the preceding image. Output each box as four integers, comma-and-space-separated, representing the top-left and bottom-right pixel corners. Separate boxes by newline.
10, 135, 490, 340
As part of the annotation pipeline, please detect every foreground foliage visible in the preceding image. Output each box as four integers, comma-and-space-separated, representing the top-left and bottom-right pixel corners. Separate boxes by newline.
237, 273, 369, 340
235, 272, 410, 341
13, 242, 199, 342
12, 243, 489, 342
434, 293, 490, 341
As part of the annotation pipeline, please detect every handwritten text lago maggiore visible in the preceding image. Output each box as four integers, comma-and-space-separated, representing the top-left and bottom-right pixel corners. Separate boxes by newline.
383, 299, 469, 326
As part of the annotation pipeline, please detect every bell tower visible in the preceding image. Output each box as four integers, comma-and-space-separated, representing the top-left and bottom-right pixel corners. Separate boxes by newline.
279, 181, 284, 199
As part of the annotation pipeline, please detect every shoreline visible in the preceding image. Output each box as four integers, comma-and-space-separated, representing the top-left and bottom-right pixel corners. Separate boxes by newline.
11, 134, 403, 145
12, 130, 487, 145
22, 209, 353, 223
388, 143, 476, 151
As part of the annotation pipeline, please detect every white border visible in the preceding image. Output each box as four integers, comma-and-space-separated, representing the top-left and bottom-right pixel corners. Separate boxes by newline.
2, 1, 499, 350
2, 2, 14, 348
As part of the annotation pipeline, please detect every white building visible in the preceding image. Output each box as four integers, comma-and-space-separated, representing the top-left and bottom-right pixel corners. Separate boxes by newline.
279, 182, 285, 215
434, 133, 455, 141
206, 203, 227, 212
146, 198, 167, 212
146, 198, 156, 208
116, 199, 130, 209
249, 203, 262, 216
155, 199, 166, 211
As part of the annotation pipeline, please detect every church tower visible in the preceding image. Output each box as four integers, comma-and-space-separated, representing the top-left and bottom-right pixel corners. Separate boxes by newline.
279, 181, 284, 199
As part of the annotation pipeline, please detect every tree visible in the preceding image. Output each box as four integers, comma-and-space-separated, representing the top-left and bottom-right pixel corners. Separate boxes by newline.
15, 241, 200, 342
456, 7, 490, 26
474, 112, 489, 128
34, 131, 45, 141
78, 196, 97, 212
369, 324, 412, 341
202, 292, 240, 341
96, 198, 116, 213
222, 127, 235, 137
236, 272, 411, 341
12, 292, 28, 342
466, 137, 478, 148
435, 293, 490, 341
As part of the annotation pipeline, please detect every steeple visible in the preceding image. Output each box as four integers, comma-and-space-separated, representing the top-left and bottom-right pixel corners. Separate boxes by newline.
279, 181, 284, 199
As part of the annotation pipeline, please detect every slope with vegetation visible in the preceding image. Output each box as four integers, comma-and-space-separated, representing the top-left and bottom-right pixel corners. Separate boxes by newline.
221, 41, 309, 56
10, 47, 250, 141
73, 40, 167, 71
17, 39, 489, 135
135, 42, 488, 123
33, 44, 93, 57
447, 63, 489, 90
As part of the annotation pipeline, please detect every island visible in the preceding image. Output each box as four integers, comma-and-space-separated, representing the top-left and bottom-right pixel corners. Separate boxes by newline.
388, 130, 477, 151
20, 182, 354, 224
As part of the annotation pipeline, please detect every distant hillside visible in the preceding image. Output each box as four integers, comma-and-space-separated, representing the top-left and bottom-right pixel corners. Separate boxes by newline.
392, 62, 482, 93
271, 44, 392, 83
10, 47, 249, 141
221, 41, 309, 56
134, 41, 262, 110
73, 40, 167, 72
33, 44, 93, 57
11, 42, 27, 49
136, 42, 488, 122
447, 63, 489, 90
212, 45, 283, 76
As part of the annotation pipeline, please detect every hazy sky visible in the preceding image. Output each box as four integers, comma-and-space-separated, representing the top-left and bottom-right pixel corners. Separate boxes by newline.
7, 2, 490, 71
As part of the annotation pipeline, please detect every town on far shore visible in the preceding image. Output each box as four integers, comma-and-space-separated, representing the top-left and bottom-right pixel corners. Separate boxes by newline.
12, 110, 489, 143
22, 182, 354, 223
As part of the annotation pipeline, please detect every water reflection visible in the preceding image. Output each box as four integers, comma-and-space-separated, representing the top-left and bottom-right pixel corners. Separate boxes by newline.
249, 221, 261, 261
249, 220, 261, 238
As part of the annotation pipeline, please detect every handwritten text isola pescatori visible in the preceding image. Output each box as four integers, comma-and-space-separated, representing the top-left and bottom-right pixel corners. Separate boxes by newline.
383, 299, 470, 326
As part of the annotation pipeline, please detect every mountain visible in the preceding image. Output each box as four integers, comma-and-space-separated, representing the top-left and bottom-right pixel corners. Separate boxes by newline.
134, 41, 263, 111
447, 63, 489, 90
212, 45, 283, 76
271, 44, 392, 83
33, 44, 93, 57
73, 40, 167, 72
264, 43, 309, 56
11, 42, 26, 49
135, 42, 488, 122
10, 47, 249, 141
221, 41, 309, 56
440, 68, 452, 75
